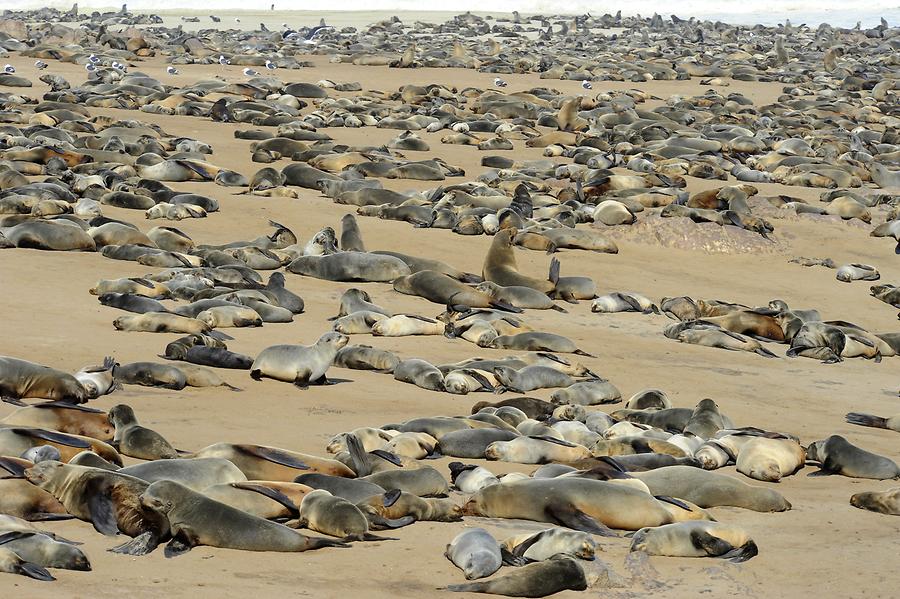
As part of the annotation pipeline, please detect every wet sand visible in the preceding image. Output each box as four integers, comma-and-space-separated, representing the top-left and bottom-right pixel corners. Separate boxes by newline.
1, 47, 898, 599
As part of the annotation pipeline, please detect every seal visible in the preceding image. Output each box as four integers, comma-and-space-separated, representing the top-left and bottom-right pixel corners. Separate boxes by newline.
394, 359, 445, 392
363, 466, 449, 497
0, 478, 71, 522
108, 404, 178, 460
139, 480, 348, 556
483, 228, 558, 293
0, 402, 113, 441
339, 213, 367, 252
73, 357, 118, 398
393, 271, 518, 311
490, 333, 593, 356
113, 313, 210, 335
462, 478, 710, 532
476, 281, 566, 311
114, 362, 187, 389
683, 399, 726, 439
24, 461, 169, 555
807, 435, 899, 480
486, 436, 591, 464
0, 427, 121, 465
0, 530, 91, 571
201, 481, 311, 520
287, 252, 410, 282
449, 463, 501, 492
333, 345, 400, 373
119, 458, 246, 491
629, 521, 758, 562
0, 356, 86, 403
445, 528, 504, 579
191, 443, 355, 480
251, 332, 348, 387
501, 528, 597, 562
0, 544, 55, 581
297, 489, 389, 541
633, 465, 791, 511
850, 488, 900, 516
445, 555, 588, 596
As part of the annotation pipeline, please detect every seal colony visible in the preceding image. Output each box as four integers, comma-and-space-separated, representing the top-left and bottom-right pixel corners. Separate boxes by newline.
0, 5, 898, 598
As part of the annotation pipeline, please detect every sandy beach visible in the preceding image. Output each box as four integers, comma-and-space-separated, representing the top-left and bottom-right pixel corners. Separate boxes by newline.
0, 12, 898, 599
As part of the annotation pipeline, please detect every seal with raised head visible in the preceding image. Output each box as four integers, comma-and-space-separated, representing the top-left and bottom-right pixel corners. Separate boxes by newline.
139, 480, 348, 556
108, 404, 178, 460
251, 332, 349, 387
483, 228, 558, 293
807, 435, 899, 480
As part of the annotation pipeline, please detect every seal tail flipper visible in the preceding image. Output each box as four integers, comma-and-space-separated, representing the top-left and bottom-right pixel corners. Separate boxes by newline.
573, 349, 595, 357
221, 382, 243, 391
845, 412, 888, 429
500, 546, 527, 567
725, 540, 759, 563
369, 515, 415, 530
754, 347, 778, 358
488, 299, 523, 313
550, 304, 568, 313
108, 531, 159, 556
356, 533, 398, 541
17, 561, 55, 581
445, 582, 488, 593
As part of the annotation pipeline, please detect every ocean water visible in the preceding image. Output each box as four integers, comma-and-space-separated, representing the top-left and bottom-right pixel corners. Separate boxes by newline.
3, 1, 899, 28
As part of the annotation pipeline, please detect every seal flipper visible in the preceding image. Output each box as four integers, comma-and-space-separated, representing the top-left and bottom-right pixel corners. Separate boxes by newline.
723, 540, 758, 562
17, 561, 56, 581
368, 514, 414, 530
345, 433, 372, 477
501, 546, 527, 566
690, 529, 736, 558
370, 449, 403, 467
845, 412, 888, 429
108, 531, 159, 556
164, 531, 196, 558
28, 513, 75, 522
382, 489, 402, 507
230, 482, 299, 517
1, 396, 28, 407
548, 257, 560, 285
654, 495, 693, 511
86, 485, 120, 536
11, 428, 91, 448
235, 445, 310, 471
545, 504, 617, 537
0, 457, 27, 477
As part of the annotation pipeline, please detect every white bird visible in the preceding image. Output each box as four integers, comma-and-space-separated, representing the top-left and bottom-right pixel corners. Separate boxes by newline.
166, 66, 179, 75
85, 63, 97, 72
243, 67, 258, 77
494, 77, 507, 88
582, 80, 592, 90
111, 61, 121, 70
3, 64, 14, 74
451, 122, 470, 133
34, 60, 48, 70
218, 55, 229, 65
88, 54, 99, 63
265, 60, 276, 70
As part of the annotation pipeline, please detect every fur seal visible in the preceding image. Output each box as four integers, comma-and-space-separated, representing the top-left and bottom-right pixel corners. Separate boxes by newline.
113, 313, 209, 335
483, 228, 558, 293
73, 357, 118, 398
501, 528, 597, 562
297, 489, 388, 541
630, 521, 757, 562
24, 461, 169, 555
0, 544, 55, 581
445, 528, 504, 579
462, 478, 710, 532
339, 213, 366, 252
0, 356, 86, 403
476, 281, 565, 311
0, 478, 70, 522
807, 435, 899, 480
0, 530, 91, 571
633, 466, 791, 511
356, 489, 461, 524
333, 345, 399, 373
394, 359, 445, 392
446, 555, 589, 596
108, 404, 178, 460
287, 252, 410, 282
0, 402, 113, 441
251, 332, 348, 387
850, 488, 900, 516
191, 443, 354, 480
139, 480, 347, 556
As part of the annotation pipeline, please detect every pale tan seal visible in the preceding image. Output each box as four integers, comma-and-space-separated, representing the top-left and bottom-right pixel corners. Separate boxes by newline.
250, 332, 349, 387
630, 521, 757, 561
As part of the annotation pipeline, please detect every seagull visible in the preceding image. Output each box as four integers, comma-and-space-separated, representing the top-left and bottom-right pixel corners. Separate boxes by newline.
582, 80, 592, 90
243, 68, 258, 77
265, 60, 276, 70
3, 64, 14, 74
219, 55, 230, 66
88, 54, 99, 63
85, 63, 97, 72
494, 77, 507, 88
111, 61, 121, 70
34, 60, 48, 70
166, 66, 179, 75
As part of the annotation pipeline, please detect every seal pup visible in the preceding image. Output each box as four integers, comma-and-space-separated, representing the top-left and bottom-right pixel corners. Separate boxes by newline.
107, 404, 178, 460
139, 480, 348, 556
850, 488, 900, 516
0, 545, 55, 581
356, 490, 460, 524
73, 357, 118, 399
630, 521, 758, 562
807, 435, 899, 480
445, 528, 505, 579
250, 332, 349, 387
0, 530, 91, 571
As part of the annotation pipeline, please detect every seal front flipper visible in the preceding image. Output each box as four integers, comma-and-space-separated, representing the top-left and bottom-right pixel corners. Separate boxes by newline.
690, 529, 739, 559
164, 532, 196, 558
345, 433, 372, 476
86, 486, 120, 536
230, 482, 299, 517
18, 560, 56, 581
11, 427, 91, 448
235, 445, 310, 471
370, 449, 403, 466
545, 504, 617, 537
382, 489, 402, 507
723, 540, 758, 562
108, 531, 160, 556
368, 515, 414, 530
654, 495, 693, 511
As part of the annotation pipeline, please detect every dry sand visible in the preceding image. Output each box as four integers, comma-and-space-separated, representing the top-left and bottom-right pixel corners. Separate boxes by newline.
1, 49, 898, 599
